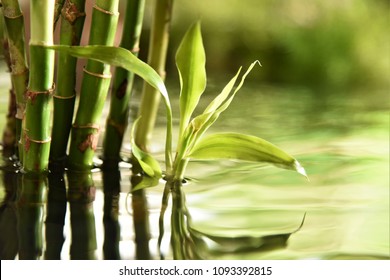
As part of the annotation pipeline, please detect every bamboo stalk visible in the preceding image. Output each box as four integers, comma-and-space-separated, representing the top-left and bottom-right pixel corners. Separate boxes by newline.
54, 0, 65, 27
50, 0, 86, 166
1, 27, 17, 156
1, 0, 29, 160
102, 0, 145, 166
23, 0, 55, 173
67, 0, 119, 170
134, 0, 173, 151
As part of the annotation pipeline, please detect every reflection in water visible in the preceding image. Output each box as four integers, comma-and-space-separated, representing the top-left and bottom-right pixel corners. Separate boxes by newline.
159, 181, 306, 259
130, 172, 151, 260
0, 161, 307, 260
67, 170, 97, 260
0, 163, 18, 259
45, 169, 66, 259
0, 86, 389, 259
102, 167, 121, 260
17, 173, 46, 259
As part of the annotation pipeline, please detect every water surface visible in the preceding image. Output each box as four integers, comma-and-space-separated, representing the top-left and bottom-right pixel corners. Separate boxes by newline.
0, 79, 389, 259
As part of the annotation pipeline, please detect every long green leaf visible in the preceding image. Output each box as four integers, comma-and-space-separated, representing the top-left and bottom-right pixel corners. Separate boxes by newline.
203, 67, 241, 114
47, 45, 174, 170
176, 21, 206, 140
131, 118, 162, 177
48, 45, 168, 100
187, 132, 307, 177
185, 61, 261, 154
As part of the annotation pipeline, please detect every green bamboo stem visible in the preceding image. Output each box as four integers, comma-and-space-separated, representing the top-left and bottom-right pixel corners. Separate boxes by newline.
50, 0, 86, 165
67, 0, 119, 170
23, 0, 55, 173
1, 29, 17, 155
54, 0, 65, 27
102, 0, 145, 166
1, 0, 29, 160
134, 0, 173, 151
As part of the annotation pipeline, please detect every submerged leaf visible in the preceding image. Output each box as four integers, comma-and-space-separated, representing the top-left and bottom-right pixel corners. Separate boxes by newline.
187, 132, 307, 177
176, 21, 207, 139
132, 175, 161, 192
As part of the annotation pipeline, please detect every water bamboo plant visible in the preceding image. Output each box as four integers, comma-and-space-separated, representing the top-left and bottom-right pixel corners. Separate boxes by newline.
102, 0, 145, 166
1, 0, 29, 159
67, 0, 119, 171
48, 21, 307, 189
131, 22, 307, 190
23, 0, 55, 173
50, 0, 86, 166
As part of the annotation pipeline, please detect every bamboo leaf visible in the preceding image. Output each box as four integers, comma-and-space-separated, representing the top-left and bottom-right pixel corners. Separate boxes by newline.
131, 118, 162, 177
184, 61, 261, 154
187, 132, 307, 177
47, 45, 172, 130
176, 21, 207, 139
203, 67, 242, 114
47, 44, 174, 170
47, 45, 169, 104
132, 175, 161, 192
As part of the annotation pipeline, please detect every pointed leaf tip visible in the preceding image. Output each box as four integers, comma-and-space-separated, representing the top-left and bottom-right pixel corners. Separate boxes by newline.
294, 160, 309, 181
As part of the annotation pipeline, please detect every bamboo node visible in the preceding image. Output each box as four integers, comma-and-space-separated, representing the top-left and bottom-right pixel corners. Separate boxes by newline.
11, 67, 29, 77
83, 67, 112, 79
26, 83, 56, 103
158, 70, 167, 79
24, 132, 51, 152
72, 123, 100, 130
78, 132, 99, 152
16, 107, 24, 120
53, 94, 76, 99
3, 10, 23, 19
62, 0, 86, 24
131, 47, 140, 54
107, 118, 126, 136
93, 4, 119, 16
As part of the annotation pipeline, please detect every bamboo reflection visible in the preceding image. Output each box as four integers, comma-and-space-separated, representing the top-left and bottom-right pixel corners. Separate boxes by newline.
160, 181, 306, 259
130, 171, 151, 260
0, 163, 18, 259
67, 170, 97, 260
17, 173, 47, 259
169, 182, 202, 259
102, 167, 121, 260
44, 169, 66, 259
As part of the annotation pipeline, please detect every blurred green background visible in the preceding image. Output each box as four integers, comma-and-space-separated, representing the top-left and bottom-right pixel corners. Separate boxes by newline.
2, 0, 389, 90
148, 0, 389, 90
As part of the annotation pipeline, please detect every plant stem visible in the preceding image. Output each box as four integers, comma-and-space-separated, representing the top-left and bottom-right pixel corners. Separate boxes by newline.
134, 0, 173, 151
1, 26, 17, 156
67, 0, 119, 170
50, 0, 86, 166
102, 0, 145, 166
1, 0, 29, 160
23, 0, 55, 173
54, 0, 65, 28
